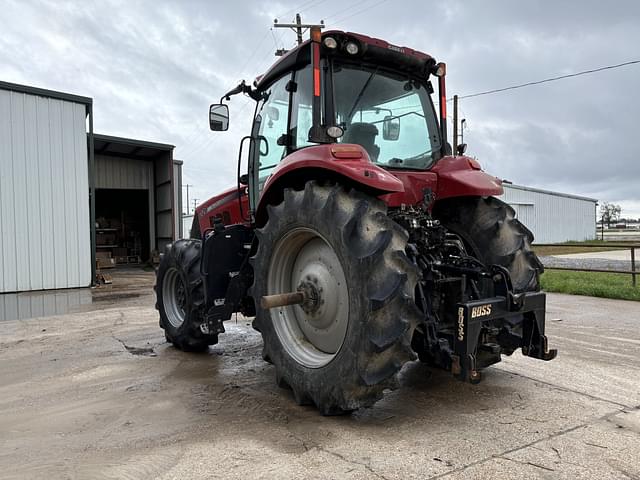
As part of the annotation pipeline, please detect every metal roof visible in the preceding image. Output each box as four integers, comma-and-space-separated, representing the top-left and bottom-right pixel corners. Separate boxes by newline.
0, 80, 92, 107
504, 183, 598, 203
93, 133, 174, 160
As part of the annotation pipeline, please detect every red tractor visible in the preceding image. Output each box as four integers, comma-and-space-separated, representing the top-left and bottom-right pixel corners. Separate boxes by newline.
156, 28, 556, 414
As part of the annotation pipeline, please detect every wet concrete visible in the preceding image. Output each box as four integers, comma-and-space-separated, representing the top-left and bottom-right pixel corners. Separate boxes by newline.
0, 272, 639, 479
0, 267, 154, 322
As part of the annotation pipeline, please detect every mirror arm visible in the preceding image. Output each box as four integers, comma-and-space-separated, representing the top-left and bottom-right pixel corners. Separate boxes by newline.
220, 80, 263, 103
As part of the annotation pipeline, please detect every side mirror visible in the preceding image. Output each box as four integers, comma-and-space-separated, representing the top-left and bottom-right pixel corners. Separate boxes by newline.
456, 143, 467, 155
382, 115, 400, 141
209, 104, 229, 131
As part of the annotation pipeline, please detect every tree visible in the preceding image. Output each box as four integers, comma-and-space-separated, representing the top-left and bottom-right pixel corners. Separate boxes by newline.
600, 202, 622, 228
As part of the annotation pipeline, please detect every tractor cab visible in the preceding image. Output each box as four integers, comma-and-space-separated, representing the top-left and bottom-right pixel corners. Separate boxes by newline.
211, 29, 450, 217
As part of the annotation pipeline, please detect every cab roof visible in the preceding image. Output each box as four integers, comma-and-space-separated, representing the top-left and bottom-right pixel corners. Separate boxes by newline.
254, 30, 436, 90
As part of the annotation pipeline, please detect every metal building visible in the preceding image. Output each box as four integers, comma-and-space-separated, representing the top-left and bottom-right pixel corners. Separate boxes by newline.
501, 183, 597, 244
0, 81, 92, 293
93, 135, 183, 264
0, 81, 182, 294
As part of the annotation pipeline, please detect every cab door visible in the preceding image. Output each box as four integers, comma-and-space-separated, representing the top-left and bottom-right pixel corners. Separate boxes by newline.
248, 74, 292, 215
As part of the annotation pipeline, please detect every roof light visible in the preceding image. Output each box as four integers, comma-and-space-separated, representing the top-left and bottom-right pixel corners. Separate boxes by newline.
323, 36, 337, 49
310, 26, 322, 43
345, 41, 359, 55
432, 62, 446, 77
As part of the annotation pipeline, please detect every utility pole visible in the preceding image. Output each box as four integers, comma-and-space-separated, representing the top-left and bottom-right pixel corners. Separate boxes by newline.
273, 13, 325, 55
192, 198, 199, 214
182, 184, 193, 215
452, 95, 458, 155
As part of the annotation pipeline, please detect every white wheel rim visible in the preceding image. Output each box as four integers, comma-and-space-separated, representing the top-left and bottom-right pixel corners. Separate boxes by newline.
267, 227, 349, 368
162, 267, 186, 328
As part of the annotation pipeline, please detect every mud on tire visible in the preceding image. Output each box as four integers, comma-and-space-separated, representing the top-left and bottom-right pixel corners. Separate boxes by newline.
434, 196, 544, 292
250, 181, 422, 415
155, 239, 218, 351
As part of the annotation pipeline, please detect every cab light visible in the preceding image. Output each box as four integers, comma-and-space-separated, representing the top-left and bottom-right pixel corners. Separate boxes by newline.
432, 62, 446, 77
345, 41, 359, 55
323, 36, 338, 49
326, 126, 344, 139
331, 145, 363, 159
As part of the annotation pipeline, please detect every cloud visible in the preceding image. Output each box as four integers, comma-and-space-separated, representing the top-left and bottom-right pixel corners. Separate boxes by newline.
1, 0, 639, 216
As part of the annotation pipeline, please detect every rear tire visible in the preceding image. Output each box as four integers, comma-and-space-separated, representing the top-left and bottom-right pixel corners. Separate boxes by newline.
251, 182, 421, 415
434, 196, 543, 292
155, 239, 217, 352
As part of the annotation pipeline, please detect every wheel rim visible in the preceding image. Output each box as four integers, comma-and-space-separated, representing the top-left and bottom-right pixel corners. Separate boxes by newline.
162, 267, 187, 328
268, 227, 349, 369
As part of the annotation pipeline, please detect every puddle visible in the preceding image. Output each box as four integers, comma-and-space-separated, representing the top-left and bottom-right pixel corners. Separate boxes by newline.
0, 288, 93, 322
92, 293, 141, 302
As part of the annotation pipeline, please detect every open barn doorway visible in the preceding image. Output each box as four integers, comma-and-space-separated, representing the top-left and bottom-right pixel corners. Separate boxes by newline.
95, 188, 150, 265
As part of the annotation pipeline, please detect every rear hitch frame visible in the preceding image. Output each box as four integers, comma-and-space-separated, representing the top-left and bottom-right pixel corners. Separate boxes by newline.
451, 290, 557, 383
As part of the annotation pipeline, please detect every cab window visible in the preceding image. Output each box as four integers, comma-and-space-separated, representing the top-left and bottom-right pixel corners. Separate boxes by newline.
256, 75, 291, 180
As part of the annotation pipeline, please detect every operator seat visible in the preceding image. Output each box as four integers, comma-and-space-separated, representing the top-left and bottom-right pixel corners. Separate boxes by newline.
342, 122, 380, 162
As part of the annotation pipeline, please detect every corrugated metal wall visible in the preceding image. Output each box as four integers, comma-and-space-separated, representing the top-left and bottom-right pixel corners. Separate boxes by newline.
95, 154, 156, 253
0, 89, 91, 293
501, 185, 597, 243
173, 161, 182, 238
95, 154, 153, 189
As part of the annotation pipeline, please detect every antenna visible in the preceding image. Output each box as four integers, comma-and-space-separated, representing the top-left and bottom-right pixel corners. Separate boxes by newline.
273, 13, 325, 55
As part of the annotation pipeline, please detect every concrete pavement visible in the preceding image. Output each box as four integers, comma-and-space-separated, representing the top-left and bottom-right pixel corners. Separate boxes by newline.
0, 279, 639, 479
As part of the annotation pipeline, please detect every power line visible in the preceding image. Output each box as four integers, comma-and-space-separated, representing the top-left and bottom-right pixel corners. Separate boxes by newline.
324, 0, 372, 23
330, 0, 390, 24
275, 0, 317, 22
454, 60, 640, 100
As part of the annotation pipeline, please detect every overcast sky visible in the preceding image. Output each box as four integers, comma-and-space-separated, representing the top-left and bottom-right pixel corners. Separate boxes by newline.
2, 0, 639, 217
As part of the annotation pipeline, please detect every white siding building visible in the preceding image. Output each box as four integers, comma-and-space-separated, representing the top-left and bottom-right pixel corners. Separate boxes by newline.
501, 183, 597, 244
0, 82, 92, 293
0, 81, 183, 295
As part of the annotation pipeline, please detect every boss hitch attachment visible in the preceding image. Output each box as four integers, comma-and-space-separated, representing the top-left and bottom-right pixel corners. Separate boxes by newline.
451, 290, 557, 383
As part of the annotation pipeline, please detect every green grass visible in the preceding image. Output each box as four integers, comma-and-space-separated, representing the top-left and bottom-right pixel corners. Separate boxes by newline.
541, 270, 640, 301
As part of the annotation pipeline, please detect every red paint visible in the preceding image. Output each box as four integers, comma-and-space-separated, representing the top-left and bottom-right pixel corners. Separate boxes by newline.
431, 155, 503, 200
380, 172, 438, 207
439, 74, 447, 125
195, 186, 250, 234
260, 143, 404, 201
196, 153, 503, 234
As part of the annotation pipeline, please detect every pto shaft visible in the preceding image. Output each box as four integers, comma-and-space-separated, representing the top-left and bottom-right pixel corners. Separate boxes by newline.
261, 291, 305, 309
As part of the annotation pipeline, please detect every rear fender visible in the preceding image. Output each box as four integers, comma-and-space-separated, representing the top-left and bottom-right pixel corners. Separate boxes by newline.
432, 156, 503, 200
256, 144, 404, 226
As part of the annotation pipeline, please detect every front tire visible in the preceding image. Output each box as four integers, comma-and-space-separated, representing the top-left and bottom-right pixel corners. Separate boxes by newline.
251, 182, 421, 415
155, 239, 217, 351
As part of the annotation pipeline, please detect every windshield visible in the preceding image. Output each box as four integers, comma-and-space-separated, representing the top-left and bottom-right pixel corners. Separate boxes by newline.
332, 62, 441, 169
